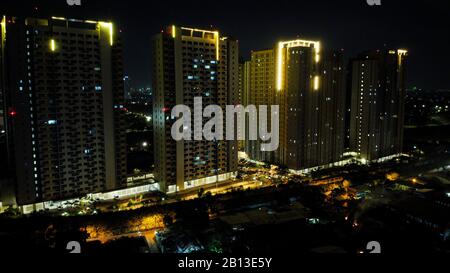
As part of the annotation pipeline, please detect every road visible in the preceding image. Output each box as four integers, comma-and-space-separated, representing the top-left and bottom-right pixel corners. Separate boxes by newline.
177, 179, 267, 200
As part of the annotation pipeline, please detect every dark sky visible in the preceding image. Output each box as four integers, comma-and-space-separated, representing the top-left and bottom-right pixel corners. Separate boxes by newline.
1, 0, 450, 90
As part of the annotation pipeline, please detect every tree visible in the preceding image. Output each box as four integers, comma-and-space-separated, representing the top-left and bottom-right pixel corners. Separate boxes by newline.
2, 206, 21, 217
208, 238, 223, 253
174, 200, 209, 230
236, 172, 243, 180
163, 214, 173, 227
197, 187, 205, 199
343, 180, 351, 192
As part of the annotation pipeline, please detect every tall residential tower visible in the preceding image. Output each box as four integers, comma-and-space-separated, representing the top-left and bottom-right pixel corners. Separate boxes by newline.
349, 49, 407, 161
245, 49, 276, 163
243, 39, 346, 172
0, 16, 127, 205
151, 26, 238, 193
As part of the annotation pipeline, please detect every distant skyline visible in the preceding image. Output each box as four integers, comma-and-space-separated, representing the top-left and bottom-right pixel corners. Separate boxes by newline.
2, 0, 450, 90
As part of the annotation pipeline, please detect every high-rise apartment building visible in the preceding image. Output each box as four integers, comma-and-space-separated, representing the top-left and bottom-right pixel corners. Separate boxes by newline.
243, 39, 346, 171
349, 49, 407, 161
0, 16, 127, 205
151, 26, 238, 193
0, 16, 15, 207
319, 50, 346, 166
245, 49, 276, 163
237, 59, 249, 151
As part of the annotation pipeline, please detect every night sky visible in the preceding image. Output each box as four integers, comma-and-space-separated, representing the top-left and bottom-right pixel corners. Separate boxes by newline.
1, 0, 450, 90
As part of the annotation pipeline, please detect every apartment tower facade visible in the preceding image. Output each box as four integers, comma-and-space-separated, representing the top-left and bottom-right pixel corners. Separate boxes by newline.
243, 39, 346, 171
151, 26, 238, 193
0, 16, 127, 205
349, 49, 407, 161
